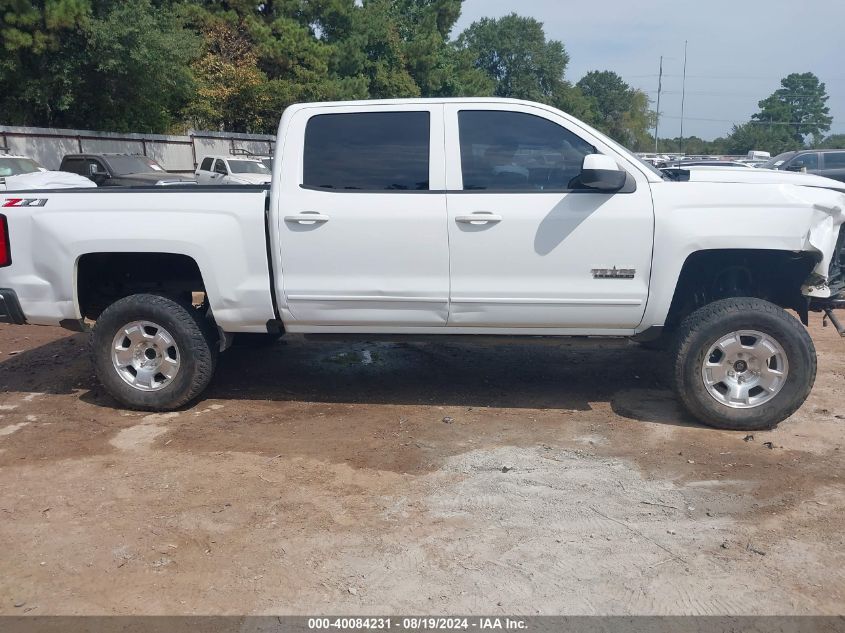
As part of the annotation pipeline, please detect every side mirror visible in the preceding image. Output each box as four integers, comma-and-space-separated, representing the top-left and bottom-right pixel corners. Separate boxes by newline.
88, 164, 109, 181
578, 154, 627, 191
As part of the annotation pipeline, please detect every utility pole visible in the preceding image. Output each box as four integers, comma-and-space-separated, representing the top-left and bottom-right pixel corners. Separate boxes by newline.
654, 55, 663, 153
679, 41, 688, 155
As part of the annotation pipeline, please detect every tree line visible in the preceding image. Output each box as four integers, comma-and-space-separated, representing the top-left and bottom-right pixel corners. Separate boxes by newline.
0, 1, 837, 154
0, 0, 654, 146
659, 72, 837, 155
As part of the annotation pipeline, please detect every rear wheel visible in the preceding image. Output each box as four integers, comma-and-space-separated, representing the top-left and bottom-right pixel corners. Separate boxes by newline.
672, 298, 816, 430
92, 294, 217, 410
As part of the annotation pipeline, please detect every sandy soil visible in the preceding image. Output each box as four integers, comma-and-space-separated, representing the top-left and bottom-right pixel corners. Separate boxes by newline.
0, 315, 842, 615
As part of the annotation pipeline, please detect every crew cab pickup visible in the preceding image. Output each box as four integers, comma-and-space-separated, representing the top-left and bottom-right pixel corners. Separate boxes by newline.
1, 98, 843, 431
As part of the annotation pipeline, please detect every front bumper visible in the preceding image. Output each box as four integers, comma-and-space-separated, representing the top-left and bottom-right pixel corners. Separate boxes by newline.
808, 225, 845, 335
0, 288, 26, 324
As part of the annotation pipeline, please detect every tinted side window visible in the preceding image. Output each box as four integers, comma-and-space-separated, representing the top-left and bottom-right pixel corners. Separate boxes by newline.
792, 153, 818, 170
62, 158, 87, 176
458, 111, 595, 191
825, 152, 845, 169
200, 157, 213, 171
213, 160, 227, 175
303, 112, 430, 191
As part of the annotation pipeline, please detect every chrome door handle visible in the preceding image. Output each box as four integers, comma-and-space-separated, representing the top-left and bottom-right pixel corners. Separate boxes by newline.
455, 212, 502, 224
284, 212, 330, 224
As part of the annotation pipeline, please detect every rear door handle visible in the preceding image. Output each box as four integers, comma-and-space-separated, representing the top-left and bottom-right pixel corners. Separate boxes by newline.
284, 212, 330, 224
455, 212, 502, 224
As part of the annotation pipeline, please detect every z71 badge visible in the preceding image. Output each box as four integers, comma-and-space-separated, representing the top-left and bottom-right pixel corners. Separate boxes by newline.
3, 198, 48, 207
591, 266, 636, 279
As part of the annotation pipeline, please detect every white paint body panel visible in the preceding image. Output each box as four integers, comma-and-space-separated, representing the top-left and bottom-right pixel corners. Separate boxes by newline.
442, 102, 654, 329
0, 97, 843, 338
274, 103, 449, 327
0, 191, 275, 332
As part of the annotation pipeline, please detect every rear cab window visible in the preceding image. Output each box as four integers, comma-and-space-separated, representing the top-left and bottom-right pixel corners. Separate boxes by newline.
302, 111, 430, 191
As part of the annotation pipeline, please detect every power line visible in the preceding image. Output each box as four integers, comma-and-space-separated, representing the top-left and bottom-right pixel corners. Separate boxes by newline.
628, 73, 845, 82
659, 113, 843, 128
646, 90, 836, 98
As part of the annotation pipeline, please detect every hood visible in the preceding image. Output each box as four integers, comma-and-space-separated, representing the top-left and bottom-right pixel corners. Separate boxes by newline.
117, 172, 196, 184
226, 173, 272, 185
2, 170, 96, 190
682, 166, 845, 192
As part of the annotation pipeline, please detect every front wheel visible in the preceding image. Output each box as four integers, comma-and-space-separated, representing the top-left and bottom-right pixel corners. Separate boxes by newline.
672, 298, 816, 431
91, 294, 217, 410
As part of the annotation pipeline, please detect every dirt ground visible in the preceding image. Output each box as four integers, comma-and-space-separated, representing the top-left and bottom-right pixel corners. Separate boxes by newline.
0, 315, 842, 616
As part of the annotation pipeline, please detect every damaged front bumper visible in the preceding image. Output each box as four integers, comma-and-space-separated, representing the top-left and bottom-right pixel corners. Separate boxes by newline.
805, 219, 845, 335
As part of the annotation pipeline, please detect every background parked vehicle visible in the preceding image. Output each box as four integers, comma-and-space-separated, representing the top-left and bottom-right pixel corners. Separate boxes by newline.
760, 149, 845, 183
0, 151, 48, 176
60, 153, 197, 187
195, 155, 272, 185
1, 148, 96, 190
663, 160, 753, 170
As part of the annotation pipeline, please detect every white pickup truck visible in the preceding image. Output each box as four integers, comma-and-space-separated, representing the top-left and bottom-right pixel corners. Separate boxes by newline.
1, 98, 843, 431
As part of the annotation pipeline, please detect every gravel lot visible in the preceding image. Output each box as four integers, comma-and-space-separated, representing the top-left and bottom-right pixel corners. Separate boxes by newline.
0, 316, 843, 615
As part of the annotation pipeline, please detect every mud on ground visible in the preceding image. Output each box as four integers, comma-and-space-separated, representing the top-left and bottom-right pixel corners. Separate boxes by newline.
0, 316, 842, 615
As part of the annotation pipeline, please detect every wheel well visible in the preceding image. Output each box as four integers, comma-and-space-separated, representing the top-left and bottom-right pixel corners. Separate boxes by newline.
77, 253, 206, 320
665, 249, 817, 329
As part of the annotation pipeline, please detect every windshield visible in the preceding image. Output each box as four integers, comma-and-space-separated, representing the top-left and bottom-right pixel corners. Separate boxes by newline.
760, 152, 795, 170
0, 157, 44, 176
104, 155, 165, 175
229, 160, 270, 174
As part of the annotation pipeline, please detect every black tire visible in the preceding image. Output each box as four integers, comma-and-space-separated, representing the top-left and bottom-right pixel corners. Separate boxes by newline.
672, 298, 816, 431
91, 294, 218, 410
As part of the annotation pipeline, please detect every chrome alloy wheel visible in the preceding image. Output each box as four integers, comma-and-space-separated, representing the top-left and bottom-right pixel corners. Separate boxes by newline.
111, 321, 181, 392
701, 330, 789, 409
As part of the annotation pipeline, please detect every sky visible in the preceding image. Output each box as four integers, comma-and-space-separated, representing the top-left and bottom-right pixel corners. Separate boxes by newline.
453, 0, 845, 141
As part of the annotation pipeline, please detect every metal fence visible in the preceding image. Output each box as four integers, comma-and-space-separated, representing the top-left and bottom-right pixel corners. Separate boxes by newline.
0, 125, 277, 174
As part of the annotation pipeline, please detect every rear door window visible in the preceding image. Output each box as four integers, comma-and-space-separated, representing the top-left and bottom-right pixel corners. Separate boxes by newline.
824, 152, 845, 169
303, 111, 430, 191
200, 157, 213, 171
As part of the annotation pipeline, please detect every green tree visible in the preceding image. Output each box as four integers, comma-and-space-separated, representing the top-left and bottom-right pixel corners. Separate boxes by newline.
80, 1, 200, 132
0, 0, 90, 126
0, 0, 199, 132
724, 121, 797, 156
752, 72, 832, 144
577, 70, 653, 149
817, 134, 845, 149
455, 13, 570, 102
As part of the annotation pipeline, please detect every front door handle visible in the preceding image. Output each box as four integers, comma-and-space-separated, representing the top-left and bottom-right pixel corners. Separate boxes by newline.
455, 212, 502, 224
284, 212, 330, 224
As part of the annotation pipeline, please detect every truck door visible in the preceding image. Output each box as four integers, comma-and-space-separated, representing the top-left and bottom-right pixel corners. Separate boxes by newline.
212, 159, 229, 184
444, 104, 654, 330
276, 105, 449, 327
